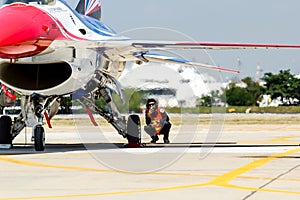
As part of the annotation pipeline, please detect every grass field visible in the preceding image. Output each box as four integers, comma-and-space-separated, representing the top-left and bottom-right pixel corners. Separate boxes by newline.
166, 106, 300, 114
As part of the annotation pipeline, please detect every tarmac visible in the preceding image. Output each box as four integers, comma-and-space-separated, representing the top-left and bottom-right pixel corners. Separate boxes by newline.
0, 116, 299, 200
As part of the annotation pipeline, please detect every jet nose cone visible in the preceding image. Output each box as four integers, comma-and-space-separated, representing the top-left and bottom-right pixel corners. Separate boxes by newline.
0, 4, 40, 46
0, 4, 63, 58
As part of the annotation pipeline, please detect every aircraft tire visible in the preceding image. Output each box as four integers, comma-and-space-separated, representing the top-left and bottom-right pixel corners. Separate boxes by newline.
0, 115, 12, 146
34, 126, 45, 151
126, 114, 141, 144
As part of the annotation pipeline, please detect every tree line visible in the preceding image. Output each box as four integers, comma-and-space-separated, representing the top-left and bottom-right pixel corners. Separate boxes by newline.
198, 69, 300, 107
58, 69, 300, 114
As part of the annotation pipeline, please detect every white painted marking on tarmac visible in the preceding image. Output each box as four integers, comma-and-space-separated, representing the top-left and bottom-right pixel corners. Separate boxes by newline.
82, 146, 298, 154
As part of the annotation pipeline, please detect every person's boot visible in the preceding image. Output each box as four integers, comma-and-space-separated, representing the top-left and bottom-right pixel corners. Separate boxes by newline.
163, 132, 170, 144
150, 134, 159, 143
163, 139, 170, 144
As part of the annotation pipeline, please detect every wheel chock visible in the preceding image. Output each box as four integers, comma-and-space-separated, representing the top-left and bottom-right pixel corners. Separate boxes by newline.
124, 142, 145, 148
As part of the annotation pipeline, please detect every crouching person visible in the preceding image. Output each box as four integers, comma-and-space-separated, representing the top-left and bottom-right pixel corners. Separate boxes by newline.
144, 99, 171, 143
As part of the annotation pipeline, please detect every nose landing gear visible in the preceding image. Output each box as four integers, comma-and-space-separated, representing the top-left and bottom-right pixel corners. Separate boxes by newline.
33, 125, 45, 151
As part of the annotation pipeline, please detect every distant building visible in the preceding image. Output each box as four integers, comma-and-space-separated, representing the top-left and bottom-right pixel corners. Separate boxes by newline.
119, 63, 223, 107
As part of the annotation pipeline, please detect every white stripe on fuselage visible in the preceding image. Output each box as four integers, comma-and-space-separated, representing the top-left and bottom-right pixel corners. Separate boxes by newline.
38, 1, 114, 41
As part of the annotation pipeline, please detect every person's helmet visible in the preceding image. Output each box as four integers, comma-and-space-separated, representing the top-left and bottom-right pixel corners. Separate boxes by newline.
146, 98, 157, 109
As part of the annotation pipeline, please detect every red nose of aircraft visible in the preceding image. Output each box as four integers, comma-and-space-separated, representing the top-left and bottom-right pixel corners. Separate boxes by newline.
0, 3, 64, 59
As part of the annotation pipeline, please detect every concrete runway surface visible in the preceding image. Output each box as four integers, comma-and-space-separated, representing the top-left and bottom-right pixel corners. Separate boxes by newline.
0, 115, 300, 200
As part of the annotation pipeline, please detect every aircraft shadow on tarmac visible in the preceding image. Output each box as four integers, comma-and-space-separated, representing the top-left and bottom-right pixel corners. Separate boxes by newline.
0, 142, 229, 155
0, 142, 299, 156
0, 143, 126, 155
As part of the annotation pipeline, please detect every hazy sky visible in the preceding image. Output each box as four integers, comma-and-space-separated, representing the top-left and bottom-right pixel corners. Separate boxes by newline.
101, 0, 300, 79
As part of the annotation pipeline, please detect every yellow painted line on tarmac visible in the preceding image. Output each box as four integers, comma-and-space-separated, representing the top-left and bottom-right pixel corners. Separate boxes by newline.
269, 135, 299, 142
208, 148, 300, 194
1, 155, 300, 182
0, 155, 217, 178
0, 156, 115, 173
239, 134, 300, 145
0, 183, 211, 200
237, 175, 300, 182
0, 148, 300, 199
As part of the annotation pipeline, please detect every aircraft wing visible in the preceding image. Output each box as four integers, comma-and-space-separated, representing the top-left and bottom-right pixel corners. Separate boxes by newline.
130, 41, 300, 50
86, 39, 300, 50
75, 39, 300, 74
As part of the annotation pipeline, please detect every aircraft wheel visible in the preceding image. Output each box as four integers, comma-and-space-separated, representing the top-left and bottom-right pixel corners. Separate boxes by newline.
34, 126, 45, 151
126, 114, 141, 144
0, 116, 12, 146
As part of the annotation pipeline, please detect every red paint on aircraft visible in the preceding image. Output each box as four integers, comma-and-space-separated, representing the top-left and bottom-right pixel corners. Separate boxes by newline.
0, 4, 66, 59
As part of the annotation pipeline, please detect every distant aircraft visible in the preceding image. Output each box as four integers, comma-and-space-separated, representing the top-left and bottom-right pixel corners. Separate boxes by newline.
0, 0, 299, 150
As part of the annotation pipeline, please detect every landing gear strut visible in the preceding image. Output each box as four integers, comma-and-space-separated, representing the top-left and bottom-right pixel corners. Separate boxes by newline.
77, 95, 143, 148
0, 95, 59, 151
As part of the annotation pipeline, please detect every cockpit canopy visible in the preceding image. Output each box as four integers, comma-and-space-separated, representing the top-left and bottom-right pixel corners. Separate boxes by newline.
0, 0, 56, 7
